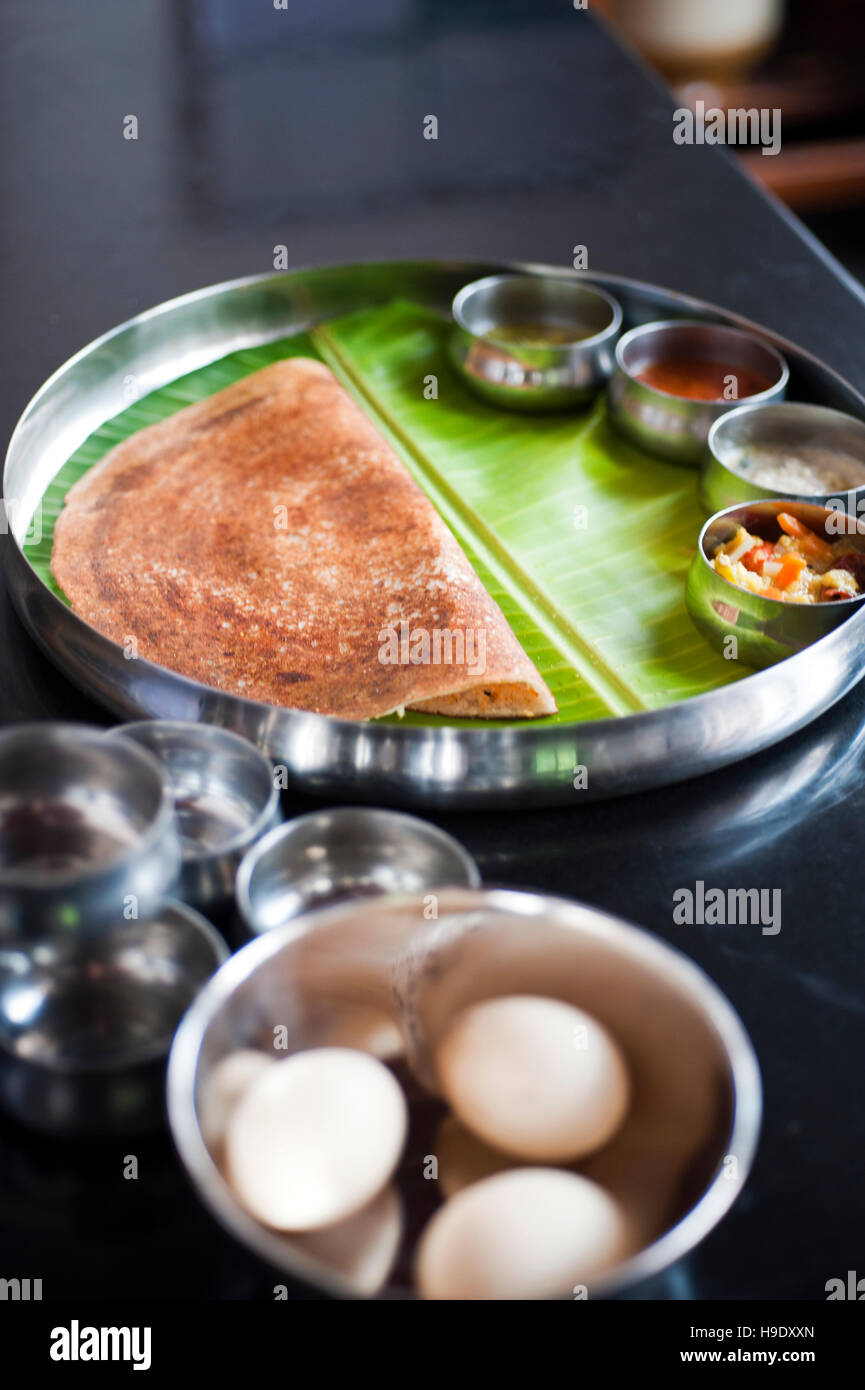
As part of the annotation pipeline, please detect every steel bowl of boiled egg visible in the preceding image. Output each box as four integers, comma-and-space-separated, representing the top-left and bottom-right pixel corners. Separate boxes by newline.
167, 888, 761, 1300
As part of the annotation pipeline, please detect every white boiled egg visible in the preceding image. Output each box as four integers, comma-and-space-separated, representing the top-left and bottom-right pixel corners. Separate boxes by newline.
199, 1049, 274, 1152
225, 1046, 407, 1231
416, 1168, 631, 1300
435, 995, 630, 1161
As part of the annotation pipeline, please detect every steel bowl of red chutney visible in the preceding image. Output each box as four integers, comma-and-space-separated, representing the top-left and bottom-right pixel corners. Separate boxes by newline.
607, 320, 788, 466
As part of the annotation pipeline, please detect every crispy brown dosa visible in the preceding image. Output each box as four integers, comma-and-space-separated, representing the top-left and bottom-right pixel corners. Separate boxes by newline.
51, 359, 556, 720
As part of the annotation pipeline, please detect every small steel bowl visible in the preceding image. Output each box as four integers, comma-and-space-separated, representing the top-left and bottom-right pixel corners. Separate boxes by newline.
608, 320, 789, 465
449, 273, 623, 411
700, 401, 865, 516
168, 888, 761, 1300
106, 722, 281, 913
0, 899, 228, 1137
686, 498, 865, 669
236, 808, 481, 937
0, 723, 181, 941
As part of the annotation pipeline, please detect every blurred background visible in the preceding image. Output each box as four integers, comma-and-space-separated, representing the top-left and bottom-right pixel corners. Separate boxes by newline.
3, 0, 865, 447
598, 0, 865, 278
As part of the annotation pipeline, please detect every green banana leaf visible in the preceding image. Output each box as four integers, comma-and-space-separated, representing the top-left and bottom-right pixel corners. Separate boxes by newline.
24, 298, 742, 726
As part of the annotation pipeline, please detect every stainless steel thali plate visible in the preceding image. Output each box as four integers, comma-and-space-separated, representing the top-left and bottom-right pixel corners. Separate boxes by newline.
5, 259, 865, 807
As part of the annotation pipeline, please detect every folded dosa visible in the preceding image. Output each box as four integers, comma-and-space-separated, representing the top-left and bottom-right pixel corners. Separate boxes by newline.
51, 359, 556, 720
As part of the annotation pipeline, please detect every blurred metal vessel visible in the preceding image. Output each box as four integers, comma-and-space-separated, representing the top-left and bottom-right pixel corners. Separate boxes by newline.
0, 899, 227, 1136
0, 723, 180, 940
106, 721, 281, 913
236, 807, 480, 936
